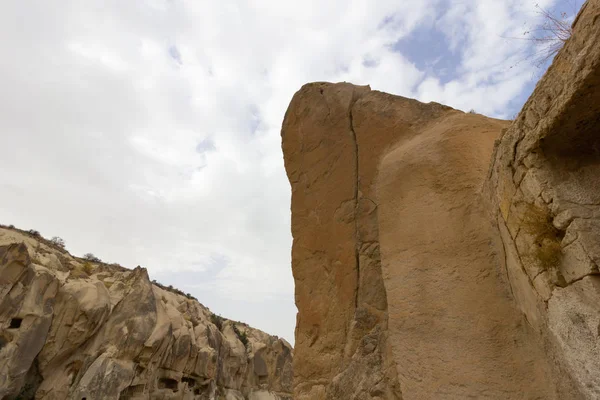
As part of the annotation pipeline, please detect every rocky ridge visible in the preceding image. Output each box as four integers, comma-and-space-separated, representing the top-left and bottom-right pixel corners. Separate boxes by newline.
0, 227, 293, 400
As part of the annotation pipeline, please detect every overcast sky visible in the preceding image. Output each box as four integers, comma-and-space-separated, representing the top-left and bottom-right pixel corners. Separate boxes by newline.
0, 0, 582, 343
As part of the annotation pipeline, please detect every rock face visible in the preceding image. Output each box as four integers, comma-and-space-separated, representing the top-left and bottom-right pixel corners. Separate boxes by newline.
281, 1, 600, 399
486, 0, 600, 398
282, 82, 568, 400
282, 83, 405, 400
0, 228, 293, 400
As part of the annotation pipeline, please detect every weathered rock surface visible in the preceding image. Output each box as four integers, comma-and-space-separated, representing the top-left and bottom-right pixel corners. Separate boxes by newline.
281, 1, 600, 399
486, 0, 600, 398
282, 82, 569, 400
376, 109, 575, 399
0, 228, 293, 400
282, 83, 404, 400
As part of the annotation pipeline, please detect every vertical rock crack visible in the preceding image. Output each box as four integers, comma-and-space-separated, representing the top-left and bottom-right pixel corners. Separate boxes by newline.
348, 96, 360, 310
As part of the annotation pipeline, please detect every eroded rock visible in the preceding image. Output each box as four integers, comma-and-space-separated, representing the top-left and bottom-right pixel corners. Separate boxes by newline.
281, 2, 600, 397
485, 0, 600, 398
0, 228, 293, 400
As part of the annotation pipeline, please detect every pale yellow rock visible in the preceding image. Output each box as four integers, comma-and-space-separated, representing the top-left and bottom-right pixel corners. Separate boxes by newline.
0, 228, 292, 400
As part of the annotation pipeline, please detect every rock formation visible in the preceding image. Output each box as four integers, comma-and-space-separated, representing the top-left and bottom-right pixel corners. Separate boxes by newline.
486, 0, 600, 397
0, 227, 293, 400
281, 1, 599, 399
2, 1, 598, 399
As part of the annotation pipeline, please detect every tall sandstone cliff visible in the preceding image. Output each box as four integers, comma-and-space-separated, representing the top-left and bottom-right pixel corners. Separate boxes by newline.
281, 1, 600, 399
0, 227, 293, 400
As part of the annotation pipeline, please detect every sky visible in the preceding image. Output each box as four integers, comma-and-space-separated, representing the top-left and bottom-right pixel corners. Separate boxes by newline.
0, 0, 583, 343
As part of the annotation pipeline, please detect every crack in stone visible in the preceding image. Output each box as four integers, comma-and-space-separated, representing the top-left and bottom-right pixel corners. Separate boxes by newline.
502, 217, 542, 301
572, 268, 600, 284
497, 217, 516, 300
348, 96, 361, 310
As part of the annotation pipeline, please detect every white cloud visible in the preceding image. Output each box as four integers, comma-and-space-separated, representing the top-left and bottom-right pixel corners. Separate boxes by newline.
414, 0, 584, 117
0, 0, 573, 342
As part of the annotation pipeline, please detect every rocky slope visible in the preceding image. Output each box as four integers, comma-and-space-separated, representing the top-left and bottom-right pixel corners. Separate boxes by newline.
0, 227, 292, 400
281, 1, 600, 399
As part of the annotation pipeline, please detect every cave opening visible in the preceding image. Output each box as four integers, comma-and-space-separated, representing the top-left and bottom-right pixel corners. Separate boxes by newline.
158, 378, 178, 391
9, 318, 22, 329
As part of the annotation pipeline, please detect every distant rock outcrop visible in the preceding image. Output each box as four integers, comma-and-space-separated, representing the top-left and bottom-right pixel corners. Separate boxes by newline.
0, 228, 293, 400
281, 1, 599, 399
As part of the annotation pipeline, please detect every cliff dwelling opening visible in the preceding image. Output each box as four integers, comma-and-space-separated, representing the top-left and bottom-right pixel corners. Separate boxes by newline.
158, 377, 178, 391
9, 318, 22, 329
181, 377, 196, 388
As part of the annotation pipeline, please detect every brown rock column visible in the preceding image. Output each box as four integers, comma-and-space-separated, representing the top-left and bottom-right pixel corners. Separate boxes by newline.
485, 1, 600, 397
282, 82, 380, 399
282, 77, 587, 398
282, 82, 456, 399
